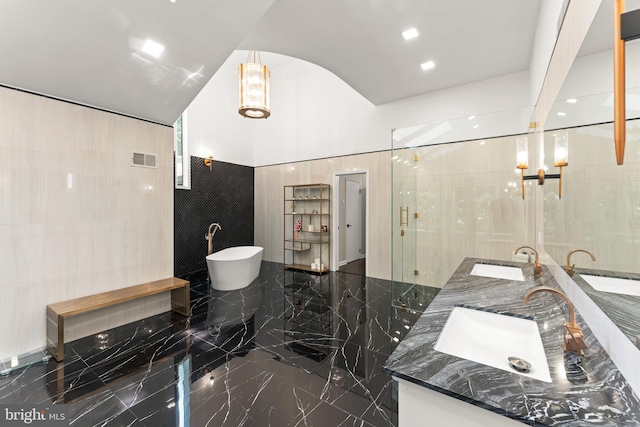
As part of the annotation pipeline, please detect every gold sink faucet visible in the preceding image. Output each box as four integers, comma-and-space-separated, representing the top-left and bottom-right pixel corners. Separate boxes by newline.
514, 245, 542, 276
524, 286, 587, 355
565, 249, 596, 277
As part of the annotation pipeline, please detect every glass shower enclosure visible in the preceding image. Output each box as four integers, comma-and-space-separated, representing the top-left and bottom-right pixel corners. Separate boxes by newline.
390, 108, 536, 312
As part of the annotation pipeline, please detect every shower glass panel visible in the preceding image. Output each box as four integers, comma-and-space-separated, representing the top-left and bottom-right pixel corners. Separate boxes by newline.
391, 107, 535, 312
391, 129, 418, 310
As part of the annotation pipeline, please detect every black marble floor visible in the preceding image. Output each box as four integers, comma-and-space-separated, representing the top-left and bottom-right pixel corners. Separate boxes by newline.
0, 262, 435, 427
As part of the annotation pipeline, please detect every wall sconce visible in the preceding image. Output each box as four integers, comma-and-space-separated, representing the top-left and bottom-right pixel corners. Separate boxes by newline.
553, 132, 569, 199
203, 155, 213, 171
516, 136, 529, 200
516, 135, 563, 200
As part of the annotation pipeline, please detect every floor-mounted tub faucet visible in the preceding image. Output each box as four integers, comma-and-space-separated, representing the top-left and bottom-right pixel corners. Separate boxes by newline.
205, 223, 222, 255
564, 249, 596, 277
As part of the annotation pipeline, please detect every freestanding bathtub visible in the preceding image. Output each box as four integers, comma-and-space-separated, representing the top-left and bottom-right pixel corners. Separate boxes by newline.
206, 246, 263, 291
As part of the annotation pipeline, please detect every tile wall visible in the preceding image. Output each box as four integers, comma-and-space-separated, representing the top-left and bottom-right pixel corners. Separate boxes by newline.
0, 87, 174, 358
174, 157, 254, 279
255, 135, 537, 285
254, 151, 390, 280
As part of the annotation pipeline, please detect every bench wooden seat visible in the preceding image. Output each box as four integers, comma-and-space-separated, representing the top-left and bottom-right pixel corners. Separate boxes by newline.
47, 277, 190, 362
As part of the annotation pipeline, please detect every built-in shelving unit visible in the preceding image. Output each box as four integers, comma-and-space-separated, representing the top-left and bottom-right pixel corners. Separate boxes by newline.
284, 183, 330, 274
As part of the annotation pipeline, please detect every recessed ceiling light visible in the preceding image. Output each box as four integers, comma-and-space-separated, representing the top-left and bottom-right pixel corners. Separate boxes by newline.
473, 124, 479, 129
402, 28, 419, 40
420, 60, 435, 71
142, 39, 165, 58
566, 99, 577, 103
557, 112, 566, 116
468, 115, 475, 120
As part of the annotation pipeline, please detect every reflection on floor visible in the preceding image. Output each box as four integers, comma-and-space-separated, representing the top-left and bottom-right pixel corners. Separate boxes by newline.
393, 282, 442, 313
339, 258, 366, 276
0, 262, 440, 426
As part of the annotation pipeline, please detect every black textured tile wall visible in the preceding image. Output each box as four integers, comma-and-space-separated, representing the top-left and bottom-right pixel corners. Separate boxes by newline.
174, 157, 254, 279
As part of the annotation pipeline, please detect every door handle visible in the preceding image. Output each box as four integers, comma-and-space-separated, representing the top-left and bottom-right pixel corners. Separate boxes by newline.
347, 224, 352, 227
400, 206, 409, 226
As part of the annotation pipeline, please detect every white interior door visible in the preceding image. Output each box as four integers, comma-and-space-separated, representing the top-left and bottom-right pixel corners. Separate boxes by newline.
346, 180, 362, 263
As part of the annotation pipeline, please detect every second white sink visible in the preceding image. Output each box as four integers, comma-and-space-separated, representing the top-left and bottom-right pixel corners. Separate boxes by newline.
434, 306, 551, 383
580, 274, 640, 297
470, 263, 524, 282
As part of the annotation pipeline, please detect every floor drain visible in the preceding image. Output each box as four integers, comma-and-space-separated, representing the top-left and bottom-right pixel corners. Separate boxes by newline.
508, 356, 532, 373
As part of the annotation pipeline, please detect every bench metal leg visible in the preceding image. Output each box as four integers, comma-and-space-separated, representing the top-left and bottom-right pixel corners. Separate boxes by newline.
46, 307, 64, 362
171, 283, 190, 316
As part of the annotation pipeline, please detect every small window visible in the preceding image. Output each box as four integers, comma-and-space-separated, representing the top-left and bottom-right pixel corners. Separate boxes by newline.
174, 113, 191, 189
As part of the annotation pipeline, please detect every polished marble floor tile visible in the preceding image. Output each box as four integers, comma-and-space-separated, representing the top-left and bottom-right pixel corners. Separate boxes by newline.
0, 262, 435, 426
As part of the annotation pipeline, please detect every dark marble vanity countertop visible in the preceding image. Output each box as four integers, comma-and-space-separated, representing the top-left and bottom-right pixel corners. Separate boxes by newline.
383, 257, 640, 426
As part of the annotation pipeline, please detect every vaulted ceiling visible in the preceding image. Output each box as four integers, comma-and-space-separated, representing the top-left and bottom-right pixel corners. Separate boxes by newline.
1, 0, 545, 125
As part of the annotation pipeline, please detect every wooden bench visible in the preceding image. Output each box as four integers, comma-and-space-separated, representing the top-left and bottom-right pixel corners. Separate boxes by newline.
46, 277, 190, 362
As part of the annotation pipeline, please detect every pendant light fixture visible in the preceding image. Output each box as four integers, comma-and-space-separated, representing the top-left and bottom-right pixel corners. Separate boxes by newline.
238, 51, 271, 119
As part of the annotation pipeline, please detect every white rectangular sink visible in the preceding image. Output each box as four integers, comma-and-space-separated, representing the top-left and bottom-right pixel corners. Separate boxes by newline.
434, 306, 551, 383
470, 263, 524, 282
580, 274, 640, 297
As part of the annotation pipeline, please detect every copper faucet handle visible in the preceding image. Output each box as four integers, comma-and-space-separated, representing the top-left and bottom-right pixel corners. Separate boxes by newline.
564, 322, 586, 355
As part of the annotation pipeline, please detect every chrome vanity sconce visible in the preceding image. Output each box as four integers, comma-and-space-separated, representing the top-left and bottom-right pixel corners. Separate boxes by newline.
524, 286, 587, 355
514, 245, 542, 276
564, 249, 596, 278
203, 155, 214, 171
516, 132, 568, 199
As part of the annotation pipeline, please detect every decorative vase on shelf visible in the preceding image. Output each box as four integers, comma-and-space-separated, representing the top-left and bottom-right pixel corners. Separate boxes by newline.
295, 231, 299, 241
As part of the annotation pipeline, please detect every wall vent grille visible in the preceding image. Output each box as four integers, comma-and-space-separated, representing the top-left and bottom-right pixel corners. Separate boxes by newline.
131, 152, 157, 168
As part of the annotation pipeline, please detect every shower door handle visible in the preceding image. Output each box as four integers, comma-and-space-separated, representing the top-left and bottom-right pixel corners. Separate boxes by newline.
400, 206, 409, 226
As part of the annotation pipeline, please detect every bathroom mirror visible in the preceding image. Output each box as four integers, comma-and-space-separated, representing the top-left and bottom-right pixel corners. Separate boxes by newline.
542, 0, 640, 348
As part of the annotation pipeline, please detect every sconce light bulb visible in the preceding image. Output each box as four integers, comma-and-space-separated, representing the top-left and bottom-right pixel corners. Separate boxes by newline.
553, 132, 569, 166
517, 151, 528, 168
555, 147, 567, 165
515, 136, 529, 169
